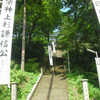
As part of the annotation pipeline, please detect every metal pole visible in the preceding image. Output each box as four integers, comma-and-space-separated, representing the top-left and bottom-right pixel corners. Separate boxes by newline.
87, 49, 100, 89
11, 82, 17, 100
96, 52, 98, 58
87, 49, 98, 58
54, 53, 56, 74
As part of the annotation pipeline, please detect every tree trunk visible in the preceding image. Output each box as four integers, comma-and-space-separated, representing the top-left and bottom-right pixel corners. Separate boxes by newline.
21, 0, 26, 71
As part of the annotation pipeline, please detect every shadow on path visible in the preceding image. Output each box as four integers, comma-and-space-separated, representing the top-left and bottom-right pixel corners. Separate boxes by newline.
31, 65, 69, 100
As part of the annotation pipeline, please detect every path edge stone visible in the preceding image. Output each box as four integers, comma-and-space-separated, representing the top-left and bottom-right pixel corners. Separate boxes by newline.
27, 68, 43, 100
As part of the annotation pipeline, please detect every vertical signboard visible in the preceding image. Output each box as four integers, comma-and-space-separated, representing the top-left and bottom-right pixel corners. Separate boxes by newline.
48, 45, 53, 66
95, 58, 100, 88
92, 0, 100, 24
0, 0, 16, 87
52, 41, 56, 53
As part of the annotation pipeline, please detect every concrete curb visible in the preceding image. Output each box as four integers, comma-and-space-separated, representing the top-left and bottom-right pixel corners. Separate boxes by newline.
27, 70, 43, 100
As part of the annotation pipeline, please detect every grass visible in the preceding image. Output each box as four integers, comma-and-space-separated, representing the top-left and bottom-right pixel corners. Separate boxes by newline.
67, 69, 100, 100
15, 71, 40, 100
0, 69, 40, 100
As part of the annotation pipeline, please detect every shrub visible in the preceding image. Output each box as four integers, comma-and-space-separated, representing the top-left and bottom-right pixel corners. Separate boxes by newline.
0, 59, 41, 100
25, 58, 40, 73
0, 69, 40, 100
67, 71, 100, 100
10, 60, 20, 70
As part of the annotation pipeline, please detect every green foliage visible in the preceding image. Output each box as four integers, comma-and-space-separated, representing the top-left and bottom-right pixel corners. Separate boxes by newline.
11, 37, 22, 62
16, 71, 40, 100
58, 0, 100, 72
68, 73, 84, 100
0, 60, 41, 99
11, 58, 40, 73
14, 0, 62, 39
25, 58, 40, 73
25, 40, 45, 62
0, 69, 40, 100
0, 86, 11, 100
12, 0, 63, 65
84, 72, 98, 87
12, 37, 46, 63
10, 60, 20, 70
67, 70, 100, 100
10, 70, 26, 83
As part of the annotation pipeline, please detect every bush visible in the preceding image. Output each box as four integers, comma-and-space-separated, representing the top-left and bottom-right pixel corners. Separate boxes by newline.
10, 60, 20, 70
0, 59, 41, 100
11, 58, 40, 73
25, 58, 40, 73
12, 37, 45, 63
0, 69, 40, 100
67, 71, 100, 100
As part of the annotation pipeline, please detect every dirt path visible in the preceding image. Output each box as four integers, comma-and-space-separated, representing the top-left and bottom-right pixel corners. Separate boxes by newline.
31, 65, 69, 100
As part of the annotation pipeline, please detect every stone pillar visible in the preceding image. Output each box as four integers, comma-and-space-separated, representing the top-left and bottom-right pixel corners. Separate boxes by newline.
81, 79, 89, 100
41, 67, 43, 74
11, 82, 17, 100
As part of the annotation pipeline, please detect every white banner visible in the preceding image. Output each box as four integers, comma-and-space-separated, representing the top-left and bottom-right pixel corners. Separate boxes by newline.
52, 41, 56, 53
48, 45, 53, 66
95, 58, 100, 88
92, 0, 100, 24
0, 0, 16, 87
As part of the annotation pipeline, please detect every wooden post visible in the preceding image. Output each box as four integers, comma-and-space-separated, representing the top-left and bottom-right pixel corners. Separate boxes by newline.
11, 82, 17, 100
81, 79, 89, 100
